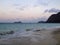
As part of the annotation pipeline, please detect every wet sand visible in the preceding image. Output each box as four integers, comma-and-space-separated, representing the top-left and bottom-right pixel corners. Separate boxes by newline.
0, 28, 59, 45
52, 29, 60, 45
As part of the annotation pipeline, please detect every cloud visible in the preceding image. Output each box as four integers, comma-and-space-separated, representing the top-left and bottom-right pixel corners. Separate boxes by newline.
13, 4, 20, 6
16, 7, 24, 11
13, 0, 49, 9
37, 0, 49, 6
44, 8, 60, 13
15, 5, 28, 11
13, 0, 50, 11
19, 8, 25, 11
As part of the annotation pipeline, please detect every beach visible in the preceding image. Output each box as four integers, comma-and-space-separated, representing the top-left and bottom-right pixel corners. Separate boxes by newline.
0, 28, 59, 45
0, 0, 60, 45
52, 29, 60, 45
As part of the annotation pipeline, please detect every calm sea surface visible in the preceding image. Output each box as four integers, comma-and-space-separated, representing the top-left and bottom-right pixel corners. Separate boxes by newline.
0, 23, 60, 32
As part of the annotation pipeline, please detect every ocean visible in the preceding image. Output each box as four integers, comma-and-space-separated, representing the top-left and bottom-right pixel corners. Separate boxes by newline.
0, 23, 60, 38
0, 23, 60, 32
0, 23, 60, 45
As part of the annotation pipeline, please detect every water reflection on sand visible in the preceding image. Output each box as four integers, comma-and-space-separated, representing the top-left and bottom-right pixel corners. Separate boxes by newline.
0, 28, 59, 45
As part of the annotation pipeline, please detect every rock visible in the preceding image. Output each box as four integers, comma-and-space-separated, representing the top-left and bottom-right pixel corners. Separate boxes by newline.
0, 31, 14, 35
0, 33, 5, 35
46, 12, 60, 23
26, 29, 31, 31
6, 31, 14, 34
34, 30, 40, 32
0, 32, 7, 35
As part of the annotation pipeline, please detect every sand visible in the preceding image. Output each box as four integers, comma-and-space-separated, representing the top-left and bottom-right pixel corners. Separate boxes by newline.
0, 28, 59, 45
52, 29, 60, 45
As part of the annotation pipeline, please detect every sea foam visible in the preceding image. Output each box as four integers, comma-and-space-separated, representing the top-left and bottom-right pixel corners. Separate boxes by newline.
0, 28, 58, 45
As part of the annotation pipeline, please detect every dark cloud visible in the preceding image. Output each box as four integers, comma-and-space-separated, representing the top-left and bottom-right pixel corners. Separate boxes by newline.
45, 8, 60, 13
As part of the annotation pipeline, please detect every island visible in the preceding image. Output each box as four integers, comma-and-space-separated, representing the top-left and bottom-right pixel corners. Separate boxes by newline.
14, 21, 22, 23
38, 21, 46, 23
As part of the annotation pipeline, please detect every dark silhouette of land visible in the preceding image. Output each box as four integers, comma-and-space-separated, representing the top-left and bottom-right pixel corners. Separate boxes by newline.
38, 21, 45, 23
14, 21, 22, 23
46, 12, 60, 23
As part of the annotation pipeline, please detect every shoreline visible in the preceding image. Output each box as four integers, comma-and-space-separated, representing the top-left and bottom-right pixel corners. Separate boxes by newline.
0, 28, 59, 45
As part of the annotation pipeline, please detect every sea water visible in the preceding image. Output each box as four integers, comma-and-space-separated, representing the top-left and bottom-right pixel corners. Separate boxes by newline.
0, 23, 60, 45
0, 23, 60, 32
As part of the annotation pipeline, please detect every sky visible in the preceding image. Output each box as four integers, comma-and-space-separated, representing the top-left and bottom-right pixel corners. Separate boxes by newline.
0, 0, 60, 23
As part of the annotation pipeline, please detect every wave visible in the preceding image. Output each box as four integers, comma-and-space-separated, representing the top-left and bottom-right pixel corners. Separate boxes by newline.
0, 27, 59, 45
